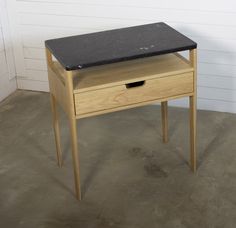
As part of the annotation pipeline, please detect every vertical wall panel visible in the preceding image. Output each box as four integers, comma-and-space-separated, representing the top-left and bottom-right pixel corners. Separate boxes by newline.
0, 0, 17, 101
6, 0, 236, 113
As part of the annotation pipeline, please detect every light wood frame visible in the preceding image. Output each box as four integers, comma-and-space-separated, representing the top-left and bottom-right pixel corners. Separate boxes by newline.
46, 48, 197, 200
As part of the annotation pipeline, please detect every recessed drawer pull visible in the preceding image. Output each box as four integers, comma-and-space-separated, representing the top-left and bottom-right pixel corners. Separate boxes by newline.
125, 80, 145, 89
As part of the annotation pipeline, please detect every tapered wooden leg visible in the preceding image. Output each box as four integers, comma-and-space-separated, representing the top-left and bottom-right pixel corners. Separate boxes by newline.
161, 101, 168, 143
64, 70, 81, 200
68, 117, 81, 200
50, 93, 63, 167
189, 95, 197, 172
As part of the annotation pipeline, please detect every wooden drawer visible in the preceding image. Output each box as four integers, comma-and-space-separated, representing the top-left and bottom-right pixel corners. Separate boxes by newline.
74, 72, 193, 115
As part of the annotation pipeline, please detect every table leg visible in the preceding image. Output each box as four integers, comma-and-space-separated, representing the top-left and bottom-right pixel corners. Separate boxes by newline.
161, 101, 168, 143
189, 95, 197, 172
50, 93, 63, 167
189, 48, 197, 172
68, 117, 81, 200
65, 70, 81, 200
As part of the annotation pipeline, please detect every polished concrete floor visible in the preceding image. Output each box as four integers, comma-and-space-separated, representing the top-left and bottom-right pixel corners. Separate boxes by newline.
0, 90, 236, 228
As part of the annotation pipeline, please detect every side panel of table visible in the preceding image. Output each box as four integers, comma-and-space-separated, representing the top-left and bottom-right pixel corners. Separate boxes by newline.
46, 48, 82, 200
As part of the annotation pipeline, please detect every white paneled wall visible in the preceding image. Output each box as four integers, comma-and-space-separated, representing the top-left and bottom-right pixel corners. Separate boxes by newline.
0, 0, 16, 101
6, 0, 236, 113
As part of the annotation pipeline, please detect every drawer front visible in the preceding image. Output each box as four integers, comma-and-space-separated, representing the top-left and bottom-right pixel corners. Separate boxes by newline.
74, 72, 193, 115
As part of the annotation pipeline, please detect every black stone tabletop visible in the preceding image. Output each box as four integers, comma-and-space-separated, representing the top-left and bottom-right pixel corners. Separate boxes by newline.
45, 22, 197, 71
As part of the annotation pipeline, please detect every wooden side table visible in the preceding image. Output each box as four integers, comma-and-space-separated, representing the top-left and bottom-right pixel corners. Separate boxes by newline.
45, 22, 197, 200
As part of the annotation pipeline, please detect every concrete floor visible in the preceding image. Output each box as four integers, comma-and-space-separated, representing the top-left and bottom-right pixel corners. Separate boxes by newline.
0, 90, 236, 228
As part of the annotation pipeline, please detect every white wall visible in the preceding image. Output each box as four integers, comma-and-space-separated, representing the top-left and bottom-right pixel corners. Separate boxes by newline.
0, 0, 16, 101
6, 0, 236, 113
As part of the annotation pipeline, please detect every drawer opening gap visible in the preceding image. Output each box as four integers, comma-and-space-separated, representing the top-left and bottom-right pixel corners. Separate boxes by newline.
126, 80, 145, 89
